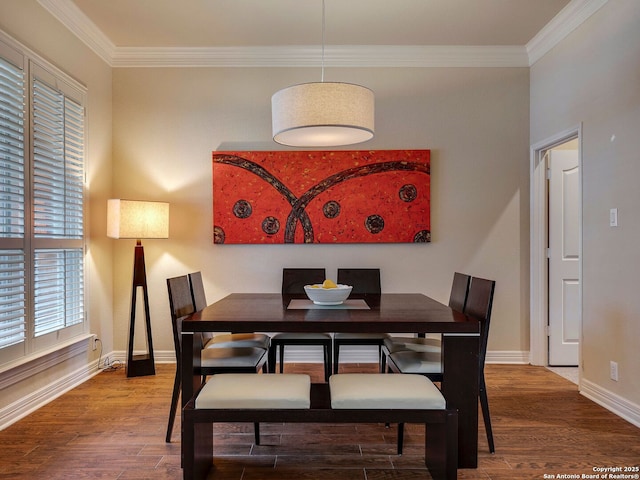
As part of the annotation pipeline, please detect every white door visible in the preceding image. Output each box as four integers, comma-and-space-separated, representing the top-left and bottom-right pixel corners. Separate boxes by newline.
548, 148, 580, 365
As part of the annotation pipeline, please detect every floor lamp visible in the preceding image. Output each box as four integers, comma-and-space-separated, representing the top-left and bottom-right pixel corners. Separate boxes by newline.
107, 199, 169, 377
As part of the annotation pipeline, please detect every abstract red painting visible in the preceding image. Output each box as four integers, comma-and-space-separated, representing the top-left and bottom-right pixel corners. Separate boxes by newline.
212, 150, 430, 244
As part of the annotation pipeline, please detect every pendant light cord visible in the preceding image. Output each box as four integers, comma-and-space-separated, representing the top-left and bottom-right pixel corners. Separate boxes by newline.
321, 0, 325, 83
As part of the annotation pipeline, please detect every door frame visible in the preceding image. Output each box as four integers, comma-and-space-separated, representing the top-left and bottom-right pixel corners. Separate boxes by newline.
530, 124, 583, 366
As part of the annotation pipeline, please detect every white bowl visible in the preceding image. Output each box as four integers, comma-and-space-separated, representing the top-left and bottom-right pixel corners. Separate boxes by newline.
304, 284, 353, 305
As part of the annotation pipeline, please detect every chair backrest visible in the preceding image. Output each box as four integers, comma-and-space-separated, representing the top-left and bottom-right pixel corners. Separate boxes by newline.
448, 272, 471, 312
188, 271, 214, 343
282, 268, 326, 294
167, 275, 196, 361
464, 276, 496, 371
189, 271, 207, 311
337, 268, 381, 294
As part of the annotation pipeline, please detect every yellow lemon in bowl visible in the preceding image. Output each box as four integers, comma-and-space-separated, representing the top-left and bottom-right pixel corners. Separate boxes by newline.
322, 279, 338, 289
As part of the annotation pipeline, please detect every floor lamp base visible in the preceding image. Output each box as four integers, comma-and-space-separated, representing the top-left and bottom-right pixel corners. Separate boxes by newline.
126, 241, 156, 378
127, 354, 156, 377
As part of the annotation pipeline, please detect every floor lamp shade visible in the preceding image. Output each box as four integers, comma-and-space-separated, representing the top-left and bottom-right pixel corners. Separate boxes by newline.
107, 199, 169, 378
272, 82, 375, 147
107, 199, 169, 240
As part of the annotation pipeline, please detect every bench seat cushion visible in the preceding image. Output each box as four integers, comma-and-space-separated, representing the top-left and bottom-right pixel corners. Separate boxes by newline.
388, 350, 442, 374
204, 332, 271, 349
195, 374, 311, 409
384, 335, 441, 354
200, 346, 267, 369
329, 373, 445, 409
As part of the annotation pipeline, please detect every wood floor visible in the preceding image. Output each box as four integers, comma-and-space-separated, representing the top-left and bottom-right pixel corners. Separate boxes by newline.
1, 363, 638, 480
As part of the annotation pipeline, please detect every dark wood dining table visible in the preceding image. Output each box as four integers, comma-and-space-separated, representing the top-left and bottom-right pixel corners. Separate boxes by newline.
182, 292, 480, 469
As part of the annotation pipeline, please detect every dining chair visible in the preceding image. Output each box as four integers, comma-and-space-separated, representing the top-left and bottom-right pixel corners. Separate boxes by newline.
188, 272, 271, 351
387, 275, 496, 454
268, 268, 333, 382
380, 272, 471, 372
332, 268, 389, 373
166, 274, 267, 443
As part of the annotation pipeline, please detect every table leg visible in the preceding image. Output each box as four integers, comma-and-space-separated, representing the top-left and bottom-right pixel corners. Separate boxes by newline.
441, 334, 479, 469
181, 333, 202, 466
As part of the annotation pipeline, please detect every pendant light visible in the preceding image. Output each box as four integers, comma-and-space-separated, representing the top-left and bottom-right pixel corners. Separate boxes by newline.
271, 0, 374, 147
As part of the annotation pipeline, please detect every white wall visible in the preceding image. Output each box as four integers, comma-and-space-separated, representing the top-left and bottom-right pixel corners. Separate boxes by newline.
112, 66, 531, 360
531, 0, 640, 408
0, 0, 112, 422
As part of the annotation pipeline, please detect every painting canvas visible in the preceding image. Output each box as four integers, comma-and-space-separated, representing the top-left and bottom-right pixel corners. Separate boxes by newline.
212, 150, 430, 244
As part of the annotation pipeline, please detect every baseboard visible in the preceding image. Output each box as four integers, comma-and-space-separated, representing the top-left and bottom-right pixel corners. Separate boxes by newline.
84, 348, 534, 366
110, 350, 175, 364
0, 358, 101, 430
138, 348, 531, 365
486, 350, 530, 364
75, 348, 534, 366
329, 348, 531, 365
580, 378, 640, 428
216, 347, 531, 365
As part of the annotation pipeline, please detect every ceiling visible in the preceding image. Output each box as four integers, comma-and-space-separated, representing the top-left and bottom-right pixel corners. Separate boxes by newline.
68, 0, 571, 48
37, 0, 604, 67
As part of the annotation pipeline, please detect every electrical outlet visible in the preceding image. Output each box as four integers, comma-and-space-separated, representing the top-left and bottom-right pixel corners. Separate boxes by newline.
92, 336, 99, 351
610, 208, 618, 226
610, 361, 618, 381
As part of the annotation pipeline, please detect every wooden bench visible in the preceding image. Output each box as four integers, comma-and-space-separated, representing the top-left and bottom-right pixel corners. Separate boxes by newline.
182, 373, 458, 480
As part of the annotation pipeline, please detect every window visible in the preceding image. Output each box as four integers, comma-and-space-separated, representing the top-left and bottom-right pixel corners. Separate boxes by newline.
0, 33, 86, 366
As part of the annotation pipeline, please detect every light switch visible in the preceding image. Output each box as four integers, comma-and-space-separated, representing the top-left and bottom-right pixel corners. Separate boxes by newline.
610, 208, 618, 227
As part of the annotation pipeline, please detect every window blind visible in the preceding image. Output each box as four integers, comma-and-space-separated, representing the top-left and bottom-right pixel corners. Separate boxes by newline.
34, 249, 83, 336
0, 56, 25, 237
0, 36, 86, 362
0, 250, 25, 348
33, 79, 84, 239
31, 78, 85, 338
0, 56, 26, 349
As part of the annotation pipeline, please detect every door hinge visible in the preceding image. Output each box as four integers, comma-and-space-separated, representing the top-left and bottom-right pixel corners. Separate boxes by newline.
546, 168, 551, 180
546, 248, 551, 258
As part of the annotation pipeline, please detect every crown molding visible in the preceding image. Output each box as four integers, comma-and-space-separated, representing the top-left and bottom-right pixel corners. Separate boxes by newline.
39, 0, 603, 69
110, 45, 529, 68
526, 0, 608, 65
37, 0, 115, 65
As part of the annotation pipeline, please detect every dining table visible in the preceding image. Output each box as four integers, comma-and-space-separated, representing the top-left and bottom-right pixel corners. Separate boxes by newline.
181, 292, 480, 469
